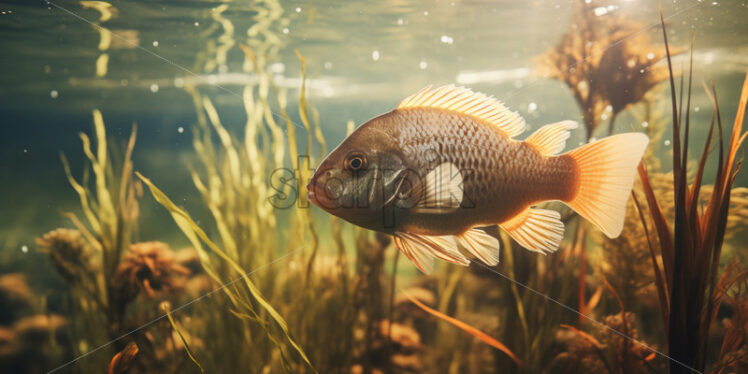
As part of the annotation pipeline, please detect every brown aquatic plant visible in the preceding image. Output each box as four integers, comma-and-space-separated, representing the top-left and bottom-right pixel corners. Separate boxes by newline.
634, 13, 748, 372
595, 184, 657, 307
107, 341, 139, 374
406, 291, 523, 367
549, 313, 659, 374
112, 241, 190, 305
36, 228, 97, 293
712, 274, 748, 373
535, 0, 675, 138
0, 273, 37, 322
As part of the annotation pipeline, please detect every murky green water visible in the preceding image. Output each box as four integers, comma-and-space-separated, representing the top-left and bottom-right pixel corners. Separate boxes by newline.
1, 0, 747, 372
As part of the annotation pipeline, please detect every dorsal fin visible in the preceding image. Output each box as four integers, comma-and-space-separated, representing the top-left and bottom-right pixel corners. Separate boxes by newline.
397, 85, 526, 138
525, 121, 578, 155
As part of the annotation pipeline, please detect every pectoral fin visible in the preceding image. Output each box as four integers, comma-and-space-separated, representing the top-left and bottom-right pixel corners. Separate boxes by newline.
499, 208, 565, 254
394, 232, 469, 274
407, 162, 463, 213
456, 228, 500, 266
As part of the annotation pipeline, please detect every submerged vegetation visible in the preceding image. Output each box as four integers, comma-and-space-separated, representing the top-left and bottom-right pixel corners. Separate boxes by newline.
2, 1, 746, 373
535, 0, 676, 139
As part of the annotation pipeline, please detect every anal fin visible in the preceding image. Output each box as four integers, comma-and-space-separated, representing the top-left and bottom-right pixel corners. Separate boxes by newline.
499, 208, 565, 254
394, 232, 469, 274
456, 228, 500, 265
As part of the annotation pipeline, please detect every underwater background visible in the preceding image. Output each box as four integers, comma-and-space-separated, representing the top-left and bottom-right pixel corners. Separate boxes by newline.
1, 0, 747, 373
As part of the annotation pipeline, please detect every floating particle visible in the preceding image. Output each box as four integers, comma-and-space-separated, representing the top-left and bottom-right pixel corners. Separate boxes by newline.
152, 40, 159, 47
295, 7, 301, 12
121, 79, 129, 86
419, 61, 428, 69
174, 77, 184, 87
150, 83, 159, 93
44, 65, 51, 73
694, 106, 700, 112
605, 104, 612, 112
397, 18, 404, 25
372, 50, 380, 61
440, 35, 454, 44
528, 102, 537, 112
21, 245, 28, 253
601, 113, 608, 120
324, 61, 333, 70
194, 21, 199, 26
423, 11, 429, 16
50, 90, 59, 98
282, 27, 289, 34
664, 139, 671, 146
178, 126, 184, 133
647, 52, 655, 59
23, 149, 28, 153
585, 0, 591, 3
642, 121, 649, 128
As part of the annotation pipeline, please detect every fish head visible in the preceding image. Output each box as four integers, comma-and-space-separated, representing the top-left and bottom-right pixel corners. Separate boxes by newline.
307, 115, 407, 230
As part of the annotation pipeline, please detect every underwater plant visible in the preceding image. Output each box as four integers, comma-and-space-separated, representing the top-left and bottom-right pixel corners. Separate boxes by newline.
35, 112, 140, 371
535, 0, 674, 139
634, 15, 748, 373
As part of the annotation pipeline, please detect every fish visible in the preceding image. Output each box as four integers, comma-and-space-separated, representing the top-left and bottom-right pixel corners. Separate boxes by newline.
307, 85, 649, 273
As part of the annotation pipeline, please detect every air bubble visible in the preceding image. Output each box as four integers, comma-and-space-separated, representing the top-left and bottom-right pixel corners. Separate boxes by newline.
152, 40, 159, 47
440, 35, 454, 44
528, 102, 537, 112
178, 127, 184, 133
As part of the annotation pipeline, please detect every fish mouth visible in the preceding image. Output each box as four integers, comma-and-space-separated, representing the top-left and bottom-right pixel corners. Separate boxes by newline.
306, 172, 340, 213
306, 177, 330, 208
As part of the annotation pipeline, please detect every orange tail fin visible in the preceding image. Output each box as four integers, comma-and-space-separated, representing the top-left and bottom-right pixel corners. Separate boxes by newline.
565, 133, 649, 238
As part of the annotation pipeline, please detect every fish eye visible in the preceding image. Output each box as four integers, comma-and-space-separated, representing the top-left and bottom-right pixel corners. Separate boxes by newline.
345, 153, 367, 172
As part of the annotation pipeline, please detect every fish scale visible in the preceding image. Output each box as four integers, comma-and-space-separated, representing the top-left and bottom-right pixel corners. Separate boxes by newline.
389, 108, 575, 234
